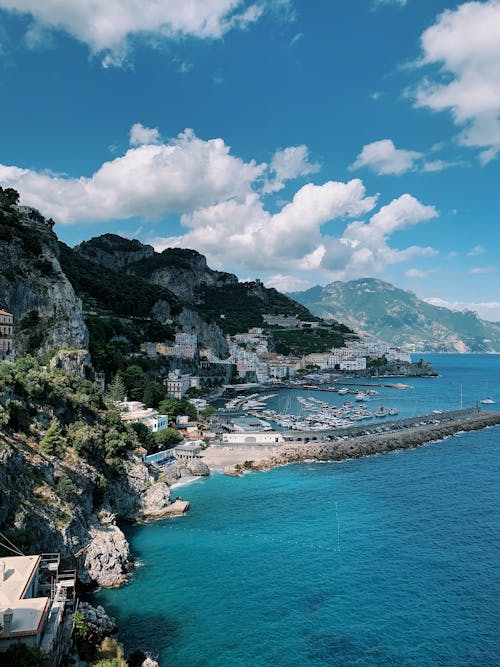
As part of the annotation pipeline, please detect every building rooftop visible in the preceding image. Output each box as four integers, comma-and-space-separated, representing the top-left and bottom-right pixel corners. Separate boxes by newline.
0, 309, 13, 317
0, 555, 49, 637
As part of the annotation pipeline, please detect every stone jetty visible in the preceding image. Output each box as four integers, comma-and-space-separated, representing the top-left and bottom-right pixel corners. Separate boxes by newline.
274, 408, 500, 465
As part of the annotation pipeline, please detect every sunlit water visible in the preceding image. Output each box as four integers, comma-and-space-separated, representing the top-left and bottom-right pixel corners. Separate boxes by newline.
96, 355, 500, 666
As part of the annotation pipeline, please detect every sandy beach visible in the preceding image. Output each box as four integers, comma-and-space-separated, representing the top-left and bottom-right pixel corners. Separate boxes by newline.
201, 443, 281, 469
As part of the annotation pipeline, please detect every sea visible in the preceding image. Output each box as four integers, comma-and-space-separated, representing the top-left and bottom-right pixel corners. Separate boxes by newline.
95, 354, 500, 666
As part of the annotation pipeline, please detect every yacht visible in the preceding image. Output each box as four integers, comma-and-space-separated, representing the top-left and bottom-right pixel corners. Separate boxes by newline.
338, 388, 349, 395
480, 397, 496, 404
355, 392, 367, 402
374, 407, 388, 418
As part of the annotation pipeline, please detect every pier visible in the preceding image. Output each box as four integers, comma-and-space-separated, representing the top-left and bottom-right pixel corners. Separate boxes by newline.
278, 408, 500, 464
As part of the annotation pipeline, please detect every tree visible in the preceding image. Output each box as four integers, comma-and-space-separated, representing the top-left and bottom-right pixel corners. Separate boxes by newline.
40, 419, 65, 455
119, 365, 145, 401
158, 395, 197, 421
153, 427, 183, 449
107, 374, 126, 402
142, 378, 166, 408
129, 422, 156, 452
200, 406, 214, 421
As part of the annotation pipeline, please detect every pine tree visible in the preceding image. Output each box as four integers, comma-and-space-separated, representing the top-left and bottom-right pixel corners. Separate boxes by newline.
40, 419, 65, 456
108, 374, 126, 403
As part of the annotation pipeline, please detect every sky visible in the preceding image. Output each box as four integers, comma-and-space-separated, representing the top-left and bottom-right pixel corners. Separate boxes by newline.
0, 0, 499, 320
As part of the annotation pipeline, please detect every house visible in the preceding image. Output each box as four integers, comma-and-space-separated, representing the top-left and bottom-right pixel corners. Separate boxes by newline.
222, 432, 284, 445
118, 400, 169, 432
0, 309, 13, 358
0, 553, 75, 665
173, 442, 202, 460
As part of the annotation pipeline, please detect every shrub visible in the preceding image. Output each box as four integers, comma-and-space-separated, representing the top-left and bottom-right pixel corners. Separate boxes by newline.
40, 419, 65, 456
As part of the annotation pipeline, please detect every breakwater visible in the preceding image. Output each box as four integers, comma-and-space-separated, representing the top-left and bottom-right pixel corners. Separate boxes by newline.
275, 408, 500, 465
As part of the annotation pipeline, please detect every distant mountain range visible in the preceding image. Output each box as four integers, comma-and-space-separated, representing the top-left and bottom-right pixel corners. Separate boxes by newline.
289, 278, 500, 353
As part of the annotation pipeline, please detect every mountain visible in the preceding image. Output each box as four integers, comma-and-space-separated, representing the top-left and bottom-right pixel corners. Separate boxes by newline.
74, 233, 316, 335
289, 278, 500, 353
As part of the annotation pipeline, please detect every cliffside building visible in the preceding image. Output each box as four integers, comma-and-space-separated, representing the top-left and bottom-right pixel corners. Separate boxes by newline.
0, 309, 13, 358
0, 553, 75, 665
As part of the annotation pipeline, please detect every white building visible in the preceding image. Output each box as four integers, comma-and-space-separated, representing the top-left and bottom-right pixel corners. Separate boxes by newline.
0, 554, 75, 662
0, 309, 13, 357
222, 431, 284, 444
167, 370, 192, 398
118, 400, 169, 432
340, 357, 367, 371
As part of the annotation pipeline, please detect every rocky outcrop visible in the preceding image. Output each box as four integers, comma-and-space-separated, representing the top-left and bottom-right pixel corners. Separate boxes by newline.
0, 205, 88, 354
77, 602, 117, 635
49, 349, 91, 379
186, 459, 210, 476
160, 459, 210, 486
139, 483, 172, 520
83, 524, 131, 588
76, 234, 155, 270
178, 307, 229, 358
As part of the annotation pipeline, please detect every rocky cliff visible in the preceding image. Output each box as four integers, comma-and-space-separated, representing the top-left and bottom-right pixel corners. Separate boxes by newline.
0, 192, 88, 355
0, 358, 196, 589
290, 278, 500, 353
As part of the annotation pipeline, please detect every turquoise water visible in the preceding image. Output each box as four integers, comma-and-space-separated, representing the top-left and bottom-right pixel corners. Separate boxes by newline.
96, 355, 500, 666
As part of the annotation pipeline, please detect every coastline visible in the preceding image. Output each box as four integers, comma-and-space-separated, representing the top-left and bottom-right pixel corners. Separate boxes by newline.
201, 409, 500, 473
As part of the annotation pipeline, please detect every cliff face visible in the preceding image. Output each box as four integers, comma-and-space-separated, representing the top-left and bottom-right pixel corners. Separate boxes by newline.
290, 278, 500, 353
0, 432, 172, 588
0, 202, 88, 355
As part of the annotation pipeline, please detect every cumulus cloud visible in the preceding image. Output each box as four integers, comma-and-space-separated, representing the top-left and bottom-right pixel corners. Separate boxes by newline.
129, 123, 161, 147
0, 0, 272, 66
467, 244, 486, 256
2, 123, 439, 283
350, 139, 422, 175
0, 128, 265, 223
263, 145, 320, 193
424, 297, 500, 321
413, 0, 500, 162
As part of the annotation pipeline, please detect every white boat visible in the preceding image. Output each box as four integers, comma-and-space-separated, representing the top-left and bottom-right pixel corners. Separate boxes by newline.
355, 392, 366, 402
374, 407, 388, 418
388, 407, 398, 415
480, 397, 496, 404
338, 388, 349, 395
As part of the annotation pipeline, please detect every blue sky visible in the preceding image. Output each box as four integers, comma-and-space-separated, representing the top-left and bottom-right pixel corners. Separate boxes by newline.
0, 0, 499, 320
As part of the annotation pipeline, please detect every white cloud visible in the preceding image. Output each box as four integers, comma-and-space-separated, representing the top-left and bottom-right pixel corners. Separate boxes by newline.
350, 139, 422, 175
265, 274, 313, 292
413, 0, 500, 162
469, 265, 497, 274
467, 244, 486, 256
0, 0, 271, 66
263, 145, 320, 193
0, 128, 265, 223
424, 297, 500, 322
405, 268, 436, 279
2, 124, 440, 284
129, 123, 161, 147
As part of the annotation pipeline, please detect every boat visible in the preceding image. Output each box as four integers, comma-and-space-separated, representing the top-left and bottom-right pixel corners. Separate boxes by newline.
374, 407, 388, 418
355, 392, 367, 402
338, 388, 349, 395
388, 407, 398, 415
480, 397, 496, 404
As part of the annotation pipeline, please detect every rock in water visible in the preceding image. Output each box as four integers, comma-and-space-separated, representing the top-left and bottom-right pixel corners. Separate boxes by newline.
83, 524, 131, 588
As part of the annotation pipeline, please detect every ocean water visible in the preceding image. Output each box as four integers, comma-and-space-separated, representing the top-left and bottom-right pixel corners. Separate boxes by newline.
96, 355, 500, 666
